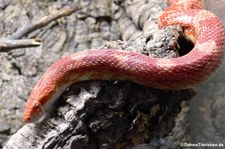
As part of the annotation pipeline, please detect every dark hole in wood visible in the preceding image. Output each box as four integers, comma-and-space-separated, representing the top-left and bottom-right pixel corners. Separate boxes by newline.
177, 35, 194, 56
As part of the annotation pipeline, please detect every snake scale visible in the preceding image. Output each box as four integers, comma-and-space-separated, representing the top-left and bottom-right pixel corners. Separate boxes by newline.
23, 0, 225, 123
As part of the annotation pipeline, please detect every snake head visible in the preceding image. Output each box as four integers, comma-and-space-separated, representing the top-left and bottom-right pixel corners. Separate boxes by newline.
23, 99, 43, 123
22, 76, 70, 123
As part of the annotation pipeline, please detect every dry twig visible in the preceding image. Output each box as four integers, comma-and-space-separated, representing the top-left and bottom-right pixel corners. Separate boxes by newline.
0, 1, 80, 52
0, 38, 41, 52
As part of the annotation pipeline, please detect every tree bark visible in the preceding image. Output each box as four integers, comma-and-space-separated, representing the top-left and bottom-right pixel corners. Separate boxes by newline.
1, 0, 197, 148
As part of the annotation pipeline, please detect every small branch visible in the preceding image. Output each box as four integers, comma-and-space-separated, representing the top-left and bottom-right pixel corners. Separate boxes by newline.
9, 1, 81, 40
0, 1, 81, 52
0, 38, 41, 52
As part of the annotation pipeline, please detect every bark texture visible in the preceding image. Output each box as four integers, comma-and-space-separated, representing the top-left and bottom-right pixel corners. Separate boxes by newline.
186, 0, 225, 146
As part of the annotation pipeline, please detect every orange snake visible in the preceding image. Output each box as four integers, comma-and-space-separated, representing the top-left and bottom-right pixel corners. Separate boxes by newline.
23, 0, 225, 123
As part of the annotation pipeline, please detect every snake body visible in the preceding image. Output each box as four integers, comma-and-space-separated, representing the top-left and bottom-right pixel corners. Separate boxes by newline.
23, 0, 225, 123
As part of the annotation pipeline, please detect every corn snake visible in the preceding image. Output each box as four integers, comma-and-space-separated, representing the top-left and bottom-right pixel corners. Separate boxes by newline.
23, 0, 225, 123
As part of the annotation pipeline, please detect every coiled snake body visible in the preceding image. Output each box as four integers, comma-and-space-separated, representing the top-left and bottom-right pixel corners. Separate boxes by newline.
23, 0, 225, 123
